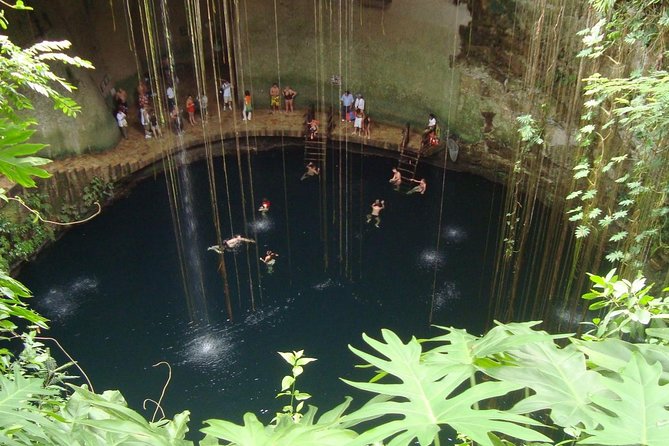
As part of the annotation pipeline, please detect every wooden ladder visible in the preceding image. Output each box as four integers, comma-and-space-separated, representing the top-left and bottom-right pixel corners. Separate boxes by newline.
396, 123, 421, 190
304, 138, 327, 163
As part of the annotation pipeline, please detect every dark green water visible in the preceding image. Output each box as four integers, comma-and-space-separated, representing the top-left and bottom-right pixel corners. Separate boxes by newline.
18, 146, 502, 437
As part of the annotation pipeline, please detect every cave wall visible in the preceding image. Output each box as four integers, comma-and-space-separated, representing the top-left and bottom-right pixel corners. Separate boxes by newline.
5, 0, 142, 158
233, 0, 479, 137
4, 0, 530, 156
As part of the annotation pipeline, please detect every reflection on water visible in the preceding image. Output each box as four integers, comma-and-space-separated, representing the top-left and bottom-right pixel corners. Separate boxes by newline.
36, 277, 98, 323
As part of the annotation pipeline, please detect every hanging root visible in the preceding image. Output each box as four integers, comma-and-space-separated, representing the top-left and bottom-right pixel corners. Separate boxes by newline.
142, 398, 166, 421
9, 196, 102, 226
148, 361, 172, 422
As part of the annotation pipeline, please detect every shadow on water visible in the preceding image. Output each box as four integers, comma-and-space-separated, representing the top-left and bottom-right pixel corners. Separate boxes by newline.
20, 147, 510, 438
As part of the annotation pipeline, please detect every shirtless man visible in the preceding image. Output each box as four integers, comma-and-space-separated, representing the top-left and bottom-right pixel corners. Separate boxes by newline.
407, 178, 427, 195
260, 250, 279, 273
389, 168, 402, 191
301, 162, 320, 181
366, 199, 385, 228
269, 83, 280, 113
208, 235, 256, 253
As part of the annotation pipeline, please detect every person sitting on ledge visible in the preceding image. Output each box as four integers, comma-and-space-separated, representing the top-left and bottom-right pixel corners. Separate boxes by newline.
208, 235, 256, 253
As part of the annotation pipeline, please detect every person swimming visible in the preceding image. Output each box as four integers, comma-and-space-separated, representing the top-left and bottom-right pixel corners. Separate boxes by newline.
260, 250, 279, 273
258, 198, 271, 213
366, 199, 385, 228
208, 235, 256, 253
389, 168, 402, 191
301, 162, 320, 181
407, 178, 427, 195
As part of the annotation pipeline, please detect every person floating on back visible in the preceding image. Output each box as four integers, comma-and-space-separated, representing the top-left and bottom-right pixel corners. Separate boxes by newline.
301, 162, 320, 181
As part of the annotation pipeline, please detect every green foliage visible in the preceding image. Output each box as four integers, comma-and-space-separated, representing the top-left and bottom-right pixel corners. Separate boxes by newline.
201, 304, 669, 446
202, 352, 356, 446
0, 35, 93, 121
580, 353, 669, 446
275, 350, 316, 421
343, 328, 551, 446
582, 269, 669, 344
563, 1, 669, 273
0, 193, 55, 269
0, 119, 50, 188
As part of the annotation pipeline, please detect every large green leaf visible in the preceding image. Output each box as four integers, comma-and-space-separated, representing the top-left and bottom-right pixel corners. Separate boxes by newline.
342, 329, 550, 446
487, 341, 609, 432
580, 353, 669, 445
423, 321, 567, 374
0, 366, 67, 445
202, 408, 357, 446
63, 385, 192, 446
574, 338, 669, 383
0, 118, 50, 188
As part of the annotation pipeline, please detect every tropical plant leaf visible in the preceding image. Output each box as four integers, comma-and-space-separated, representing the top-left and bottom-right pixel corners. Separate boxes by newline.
574, 338, 669, 383
342, 329, 550, 446
0, 366, 66, 445
580, 353, 669, 445
202, 409, 357, 446
486, 341, 609, 432
0, 119, 50, 188
64, 385, 192, 445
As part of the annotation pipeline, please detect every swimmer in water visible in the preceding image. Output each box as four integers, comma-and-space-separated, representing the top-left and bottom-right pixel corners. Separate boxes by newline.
258, 198, 271, 214
260, 250, 279, 273
407, 178, 427, 195
301, 162, 320, 181
389, 168, 402, 191
366, 199, 385, 228
208, 235, 256, 253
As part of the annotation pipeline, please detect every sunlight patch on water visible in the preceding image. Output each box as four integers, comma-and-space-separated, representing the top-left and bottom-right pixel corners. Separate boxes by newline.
442, 225, 467, 244
418, 249, 445, 270
432, 281, 461, 312
37, 277, 98, 323
178, 322, 235, 371
312, 278, 343, 291
248, 217, 274, 235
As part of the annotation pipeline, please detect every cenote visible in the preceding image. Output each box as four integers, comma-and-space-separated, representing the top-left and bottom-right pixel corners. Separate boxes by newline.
18, 145, 504, 432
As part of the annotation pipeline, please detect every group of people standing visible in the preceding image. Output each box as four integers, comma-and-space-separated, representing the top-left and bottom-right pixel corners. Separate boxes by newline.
114, 82, 164, 140
232, 81, 298, 122
340, 90, 371, 138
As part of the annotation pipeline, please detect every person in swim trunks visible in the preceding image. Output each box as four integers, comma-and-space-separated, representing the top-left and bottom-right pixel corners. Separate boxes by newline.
269, 83, 280, 113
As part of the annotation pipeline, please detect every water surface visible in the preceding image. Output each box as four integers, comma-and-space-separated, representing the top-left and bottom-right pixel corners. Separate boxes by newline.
19, 147, 502, 434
